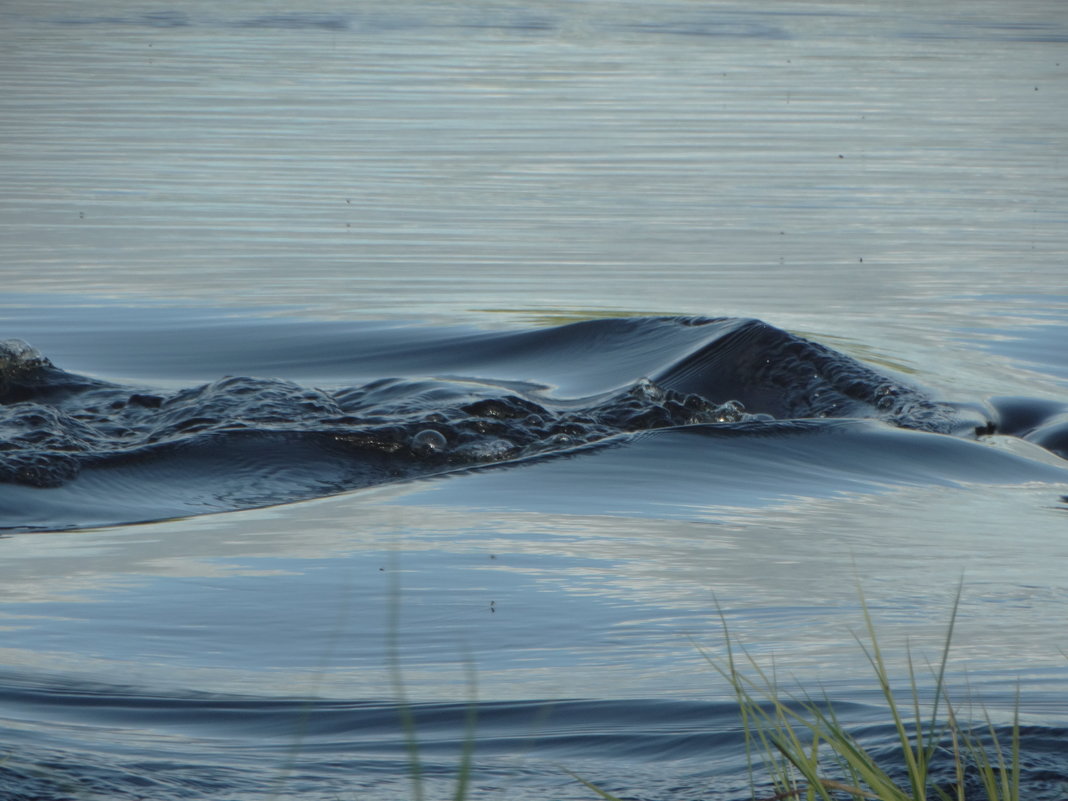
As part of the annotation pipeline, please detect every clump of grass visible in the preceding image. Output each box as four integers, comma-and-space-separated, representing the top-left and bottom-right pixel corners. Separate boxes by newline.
386, 576, 1024, 801
704, 582, 1021, 801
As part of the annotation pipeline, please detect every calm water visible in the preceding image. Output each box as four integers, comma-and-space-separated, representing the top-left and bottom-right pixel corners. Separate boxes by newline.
2, 1, 1068, 799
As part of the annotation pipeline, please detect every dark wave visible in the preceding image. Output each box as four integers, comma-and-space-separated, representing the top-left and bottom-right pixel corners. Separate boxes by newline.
2, 673, 1067, 801
2, 317, 1067, 531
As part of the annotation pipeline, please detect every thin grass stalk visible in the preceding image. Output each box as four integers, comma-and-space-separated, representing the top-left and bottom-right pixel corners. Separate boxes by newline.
267, 570, 355, 801
855, 589, 925, 799
967, 688, 1021, 801
711, 607, 795, 801
923, 583, 964, 775
906, 645, 928, 784
749, 690, 897, 801
797, 699, 908, 800
715, 633, 901, 800
988, 717, 1011, 800
960, 718, 999, 801
562, 769, 624, 801
1009, 687, 1021, 801
708, 583, 1026, 801
386, 564, 424, 801
809, 691, 883, 794
450, 659, 479, 801
991, 688, 1021, 801
946, 717, 965, 801
731, 581, 986, 801
939, 676, 1021, 801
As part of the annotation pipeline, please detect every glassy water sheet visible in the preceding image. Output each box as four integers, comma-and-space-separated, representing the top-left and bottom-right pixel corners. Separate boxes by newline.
2, 1, 1066, 325
2, 478, 1068, 800
2, 312, 1068, 799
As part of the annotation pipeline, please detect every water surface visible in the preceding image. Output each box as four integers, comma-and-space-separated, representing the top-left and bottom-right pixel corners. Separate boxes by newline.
1, 1, 1067, 799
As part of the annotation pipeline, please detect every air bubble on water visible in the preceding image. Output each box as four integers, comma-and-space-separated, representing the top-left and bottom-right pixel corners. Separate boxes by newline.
632, 378, 664, 402
411, 429, 447, 455
713, 400, 745, 422
0, 339, 49, 373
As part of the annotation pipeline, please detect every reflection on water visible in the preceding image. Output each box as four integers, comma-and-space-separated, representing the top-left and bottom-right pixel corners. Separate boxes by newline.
2, 0, 1068, 798
3, 459, 1067, 702
2, 2, 1066, 335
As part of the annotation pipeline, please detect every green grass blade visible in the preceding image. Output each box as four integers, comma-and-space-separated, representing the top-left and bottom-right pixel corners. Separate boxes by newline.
451, 659, 479, 801
386, 561, 424, 801
563, 769, 625, 801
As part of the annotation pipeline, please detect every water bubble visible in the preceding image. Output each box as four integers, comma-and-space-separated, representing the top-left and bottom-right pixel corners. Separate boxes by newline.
0, 339, 49, 374
411, 429, 447, 455
712, 400, 745, 422
631, 378, 664, 402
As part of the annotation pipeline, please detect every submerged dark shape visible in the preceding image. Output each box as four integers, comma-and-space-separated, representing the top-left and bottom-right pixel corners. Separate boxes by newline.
0, 317, 1064, 529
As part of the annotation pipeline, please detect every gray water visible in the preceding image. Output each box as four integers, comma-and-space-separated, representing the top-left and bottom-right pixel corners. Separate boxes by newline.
2, 2, 1068, 799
